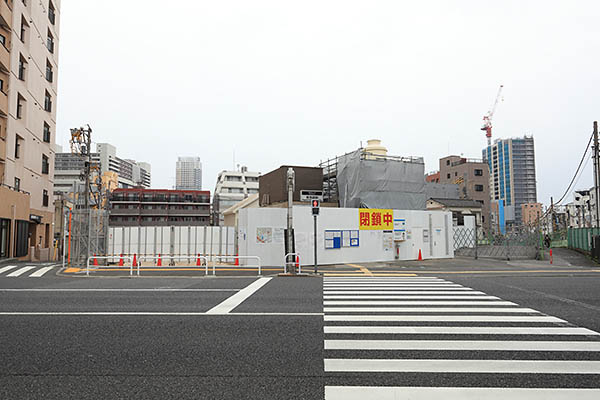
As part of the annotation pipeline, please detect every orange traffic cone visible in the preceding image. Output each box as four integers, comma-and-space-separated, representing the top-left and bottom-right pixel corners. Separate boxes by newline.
295, 255, 299, 268
197, 254, 202, 266
234, 253, 239, 266
418, 249, 423, 261
132, 253, 137, 266
118, 254, 124, 266
157, 254, 162, 266
93, 254, 98, 266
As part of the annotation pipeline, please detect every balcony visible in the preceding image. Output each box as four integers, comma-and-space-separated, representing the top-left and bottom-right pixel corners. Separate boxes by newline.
110, 208, 140, 216
0, 1, 11, 30
0, 89, 6, 117
168, 208, 210, 216
140, 208, 167, 215
0, 44, 8, 73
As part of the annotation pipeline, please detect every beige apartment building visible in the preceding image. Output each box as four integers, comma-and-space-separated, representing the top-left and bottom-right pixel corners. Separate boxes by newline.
0, 0, 60, 260
522, 202, 543, 227
439, 155, 491, 233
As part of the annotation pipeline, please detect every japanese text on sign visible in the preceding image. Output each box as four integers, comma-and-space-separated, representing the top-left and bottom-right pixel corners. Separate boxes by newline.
358, 209, 393, 230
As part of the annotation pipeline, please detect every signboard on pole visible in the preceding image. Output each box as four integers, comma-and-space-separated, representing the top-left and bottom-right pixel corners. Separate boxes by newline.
300, 190, 323, 202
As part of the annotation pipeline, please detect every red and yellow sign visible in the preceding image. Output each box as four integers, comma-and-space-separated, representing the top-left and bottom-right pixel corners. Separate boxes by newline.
358, 209, 393, 230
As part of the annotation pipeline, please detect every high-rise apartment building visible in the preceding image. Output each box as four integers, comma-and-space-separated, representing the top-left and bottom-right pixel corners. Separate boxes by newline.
0, 0, 60, 260
482, 136, 537, 227
212, 166, 260, 225
438, 156, 490, 232
175, 156, 202, 190
54, 143, 151, 195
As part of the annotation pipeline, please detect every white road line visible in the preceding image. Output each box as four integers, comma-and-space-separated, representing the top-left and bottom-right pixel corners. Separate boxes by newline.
323, 326, 600, 335
28, 266, 55, 277
6, 266, 36, 277
324, 340, 600, 351
324, 359, 600, 374
0, 265, 19, 274
324, 284, 462, 287
323, 307, 539, 313
0, 311, 323, 316
324, 315, 566, 322
323, 279, 448, 283
324, 290, 479, 294
205, 277, 272, 314
323, 300, 517, 306
0, 288, 241, 292
323, 286, 466, 290
324, 386, 600, 400
323, 295, 499, 300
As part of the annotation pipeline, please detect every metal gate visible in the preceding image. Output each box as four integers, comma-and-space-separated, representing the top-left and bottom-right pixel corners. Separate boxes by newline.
454, 226, 539, 260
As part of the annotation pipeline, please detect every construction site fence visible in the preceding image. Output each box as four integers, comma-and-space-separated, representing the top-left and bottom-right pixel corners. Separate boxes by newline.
453, 225, 541, 260
567, 227, 600, 254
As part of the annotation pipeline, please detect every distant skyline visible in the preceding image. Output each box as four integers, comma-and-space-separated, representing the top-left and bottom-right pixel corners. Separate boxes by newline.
56, 0, 600, 205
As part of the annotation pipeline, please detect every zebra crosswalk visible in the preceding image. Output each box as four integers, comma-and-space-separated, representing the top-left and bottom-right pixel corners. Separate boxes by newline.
323, 276, 600, 399
0, 264, 57, 278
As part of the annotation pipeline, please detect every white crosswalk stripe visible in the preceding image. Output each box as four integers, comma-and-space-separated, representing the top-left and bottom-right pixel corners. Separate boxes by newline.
323, 276, 600, 399
0, 265, 56, 278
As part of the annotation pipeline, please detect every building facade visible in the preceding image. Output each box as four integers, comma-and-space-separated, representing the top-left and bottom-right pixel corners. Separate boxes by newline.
175, 156, 202, 190
482, 136, 537, 227
54, 142, 151, 195
109, 188, 210, 227
0, 0, 60, 259
212, 166, 260, 226
521, 202, 543, 227
438, 156, 490, 232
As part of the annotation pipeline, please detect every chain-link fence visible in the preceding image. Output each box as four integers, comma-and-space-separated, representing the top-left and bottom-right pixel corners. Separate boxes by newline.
69, 209, 109, 267
454, 225, 541, 260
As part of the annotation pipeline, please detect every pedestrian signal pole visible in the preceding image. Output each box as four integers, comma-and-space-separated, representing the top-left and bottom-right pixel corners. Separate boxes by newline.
312, 199, 319, 274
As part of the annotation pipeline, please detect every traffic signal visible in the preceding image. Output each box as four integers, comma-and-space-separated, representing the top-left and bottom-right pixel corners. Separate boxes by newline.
312, 199, 320, 215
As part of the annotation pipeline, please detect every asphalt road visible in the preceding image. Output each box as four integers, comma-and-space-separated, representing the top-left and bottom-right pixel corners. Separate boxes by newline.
1, 253, 600, 399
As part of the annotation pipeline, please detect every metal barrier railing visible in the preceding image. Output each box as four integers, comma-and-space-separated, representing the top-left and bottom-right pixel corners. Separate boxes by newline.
86, 255, 134, 276
283, 253, 301, 274
137, 255, 210, 276
210, 255, 262, 276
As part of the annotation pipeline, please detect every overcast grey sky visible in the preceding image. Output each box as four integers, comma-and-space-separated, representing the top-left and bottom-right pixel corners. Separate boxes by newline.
56, 0, 600, 206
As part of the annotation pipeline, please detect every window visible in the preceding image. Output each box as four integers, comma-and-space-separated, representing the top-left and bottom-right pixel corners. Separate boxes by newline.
44, 91, 52, 112
46, 30, 54, 53
43, 122, 51, 143
14, 177, 20, 191
16, 93, 25, 119
48, 1, 56, 25
0, 78, 3, 93
446, 160, 450, 166
0, 34, 5, 47
42, 154, 49, 174
454, 172, 458, 176
42, 190, 48, 207
474, 169, 483, 176
475, 184, 484, 192
45, 60, 53, 82
14, 135, 22, 158
20, 17, 29, 43
18, 55, 27, 80
446, 173, 450, 179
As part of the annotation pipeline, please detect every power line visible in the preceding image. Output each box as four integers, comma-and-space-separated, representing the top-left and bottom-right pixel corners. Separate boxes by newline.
554, 130, 594, 206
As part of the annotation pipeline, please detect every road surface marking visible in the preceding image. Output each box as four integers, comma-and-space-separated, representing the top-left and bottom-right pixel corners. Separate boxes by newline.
323, 326, 600, 335
205, 277, 272, 314
324, 359, 600, 373
324, 295, 498, 299
28, 266, 55, 277
6, 266, 36, 277
323, 300, 517, 306
324, 386, 600, 400
323, 307, 539, 313
324, 340, 600, 351
324, 289, 477, 293
324, 315, 566, 322
0, 311, 323, 316
0, 265, 19, 274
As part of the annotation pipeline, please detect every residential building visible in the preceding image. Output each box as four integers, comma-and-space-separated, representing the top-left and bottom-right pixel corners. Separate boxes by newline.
521, 202, 543, 227
175, 156, 202, 190
259, 165, 322, 207
54, 143, 151, 194
0, 0, 60, 260
425, 171, 440, 183
426, 198, 483, 227
109, 188, 210, 227
438, 156, 490, 232
565, 190, 592, 228
482, 136, 537, 227
212, 166, 260, 225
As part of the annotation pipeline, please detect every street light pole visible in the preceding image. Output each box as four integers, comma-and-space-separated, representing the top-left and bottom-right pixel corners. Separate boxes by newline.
287, 168, 295, 274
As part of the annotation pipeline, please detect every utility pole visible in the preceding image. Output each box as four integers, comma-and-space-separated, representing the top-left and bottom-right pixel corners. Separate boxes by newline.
551, 196, 557, 233
311, 199, 320, 273
593, 121, 599, 229
286, 168, 295, 274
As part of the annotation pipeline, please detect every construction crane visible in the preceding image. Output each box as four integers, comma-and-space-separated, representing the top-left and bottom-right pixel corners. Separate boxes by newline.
481, 85, 504, 146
